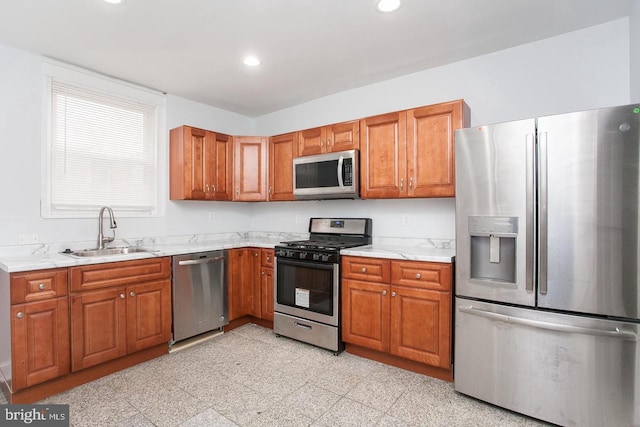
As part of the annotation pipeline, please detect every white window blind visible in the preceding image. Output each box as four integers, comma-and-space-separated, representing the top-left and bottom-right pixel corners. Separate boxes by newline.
42, 62, 164, 218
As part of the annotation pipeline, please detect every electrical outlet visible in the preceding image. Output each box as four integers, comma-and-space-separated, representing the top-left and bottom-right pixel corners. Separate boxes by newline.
401, 213, 410, 226
208, 212, 216, 222
19, 234, 39, 244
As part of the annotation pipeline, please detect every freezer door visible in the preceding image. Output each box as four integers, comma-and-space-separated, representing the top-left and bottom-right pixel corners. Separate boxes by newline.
538, 104, 640, 319
455, 119, 536, 306
454, 298, 640, 427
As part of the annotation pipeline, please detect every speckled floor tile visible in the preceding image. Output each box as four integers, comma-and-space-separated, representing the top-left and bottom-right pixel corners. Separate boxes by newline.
26, 324, 550, 427
180, 408, 239, 427
278, 382, 342, 420
313, 397, 385, 427
70, 398, 140, 427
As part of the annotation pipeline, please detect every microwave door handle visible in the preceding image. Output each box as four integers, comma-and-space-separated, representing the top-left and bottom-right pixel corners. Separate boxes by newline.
337, 156, 344, 187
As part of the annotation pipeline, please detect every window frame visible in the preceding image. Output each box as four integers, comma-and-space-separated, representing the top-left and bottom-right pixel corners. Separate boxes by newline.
41, 60, 166, 218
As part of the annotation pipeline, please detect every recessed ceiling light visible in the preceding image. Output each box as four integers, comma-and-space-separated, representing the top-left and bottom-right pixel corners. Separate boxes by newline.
243, 56, 260, 67
103, 0, 126, 4
376, 0, 401, 12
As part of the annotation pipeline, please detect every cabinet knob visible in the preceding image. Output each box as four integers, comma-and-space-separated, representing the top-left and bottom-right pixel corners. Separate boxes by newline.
254, 253, 259, 257
361, 267, 367, 273
391, 291, 396, 297
38, 283, 46, 290
120, 293, 125, 299
415, 273, 421, 279
16, 311, 24, 319
382, 290, 387, 296
267, 256, 271, 261
130, 291, 136, 297
261, 271, 265, 275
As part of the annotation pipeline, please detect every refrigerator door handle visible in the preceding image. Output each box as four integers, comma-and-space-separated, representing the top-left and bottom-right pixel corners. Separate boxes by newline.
458, 305, 638, 341
538, 131, 548, 294
526, 133, 535, 292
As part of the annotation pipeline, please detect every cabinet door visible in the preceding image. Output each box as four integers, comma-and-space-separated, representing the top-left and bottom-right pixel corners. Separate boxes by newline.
261, 267, 274, 322
126, 280, 171, 353
11, 298, 70, 390
71, 287, 127, 371
212, 132, 233, 201
269, 133, 298, 201
341, 279, 390, 352
298, 127, 326, 156
228, 248, 259, 320
390, 286, 451, 368
169, 126, 209, 200
233, 136, 267, 201
407, 100, 469, 197
326, 120, 359, 152
359, 112, 407, 198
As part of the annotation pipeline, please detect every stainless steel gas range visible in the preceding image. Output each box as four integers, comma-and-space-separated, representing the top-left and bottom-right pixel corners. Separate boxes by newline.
274, 218, 372, 354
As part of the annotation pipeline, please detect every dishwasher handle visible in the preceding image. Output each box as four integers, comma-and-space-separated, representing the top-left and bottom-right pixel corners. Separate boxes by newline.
178, 255, 225, 266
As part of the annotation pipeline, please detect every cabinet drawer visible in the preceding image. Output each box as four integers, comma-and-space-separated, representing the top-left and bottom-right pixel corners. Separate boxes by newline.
342, 256, 390, 283
391, 261, 452, 291
70, 257, 170, 292
261, 249, 275, 268
11, 268, 68, 304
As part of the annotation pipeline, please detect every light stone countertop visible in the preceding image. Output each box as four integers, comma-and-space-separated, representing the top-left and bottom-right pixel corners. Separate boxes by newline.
0, 232, 455, 273
342, 244, 455, 263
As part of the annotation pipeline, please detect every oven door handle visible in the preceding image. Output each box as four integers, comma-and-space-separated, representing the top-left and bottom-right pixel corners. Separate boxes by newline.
294, 321, 312, 330
276, 258, 336, 269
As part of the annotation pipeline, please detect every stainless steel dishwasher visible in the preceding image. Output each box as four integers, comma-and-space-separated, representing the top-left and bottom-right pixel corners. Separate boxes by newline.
171, 250, 228, 344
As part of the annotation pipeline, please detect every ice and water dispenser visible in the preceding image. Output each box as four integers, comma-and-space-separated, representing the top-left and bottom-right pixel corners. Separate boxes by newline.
468, 216, 518, 283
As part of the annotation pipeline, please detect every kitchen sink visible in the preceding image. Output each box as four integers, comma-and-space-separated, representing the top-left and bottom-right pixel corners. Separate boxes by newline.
63, 247, 152, 257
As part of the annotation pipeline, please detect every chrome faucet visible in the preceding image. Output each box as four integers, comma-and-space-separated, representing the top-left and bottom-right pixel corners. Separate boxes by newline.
97, 206, 117, 249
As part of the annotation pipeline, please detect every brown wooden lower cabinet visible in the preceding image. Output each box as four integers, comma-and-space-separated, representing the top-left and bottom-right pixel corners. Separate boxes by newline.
260, 249, 275, 322
11, 297, 70, 390
69, 258, 171, 372
9, 268, 70, 391
341, 256, 453, 378
228, 248, 275, 324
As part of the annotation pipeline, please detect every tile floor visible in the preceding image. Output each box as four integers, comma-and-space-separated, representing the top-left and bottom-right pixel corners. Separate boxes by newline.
11, 324, 549, 426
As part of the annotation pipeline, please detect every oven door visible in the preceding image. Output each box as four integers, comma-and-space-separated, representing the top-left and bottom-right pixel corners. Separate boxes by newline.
274, 257, 339, 326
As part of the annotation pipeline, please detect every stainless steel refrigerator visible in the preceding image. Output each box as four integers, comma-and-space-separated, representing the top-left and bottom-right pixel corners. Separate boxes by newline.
454, 103, 640, 426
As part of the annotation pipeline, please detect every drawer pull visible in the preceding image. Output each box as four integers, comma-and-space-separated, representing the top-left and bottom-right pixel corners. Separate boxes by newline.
130, 292, 136, 297
38, 283, 46, 290
382, 290, 387, 296
120, 294, 125, 299
391, 291, 396, 297
361, 267, 367, 273
16, 312, 24, 319
415, 273, 421, 279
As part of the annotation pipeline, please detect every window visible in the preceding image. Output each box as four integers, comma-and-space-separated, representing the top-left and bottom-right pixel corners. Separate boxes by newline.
41, 61, 165, 218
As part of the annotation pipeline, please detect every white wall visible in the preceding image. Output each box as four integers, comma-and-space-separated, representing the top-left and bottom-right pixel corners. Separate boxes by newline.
0, 45, 255, 247
250, 19, 631, 240
0, 18, 632, 247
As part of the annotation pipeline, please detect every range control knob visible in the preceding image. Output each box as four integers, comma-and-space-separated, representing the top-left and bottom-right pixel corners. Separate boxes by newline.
299, 251, 308, 260
312, 253, 321, 261
322, 254, 330, 262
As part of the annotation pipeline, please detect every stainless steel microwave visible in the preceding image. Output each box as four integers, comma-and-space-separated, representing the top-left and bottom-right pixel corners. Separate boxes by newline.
293, 149, 359, 199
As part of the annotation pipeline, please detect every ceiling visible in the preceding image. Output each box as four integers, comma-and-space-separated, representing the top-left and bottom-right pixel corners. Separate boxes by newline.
0, 0, 634, 117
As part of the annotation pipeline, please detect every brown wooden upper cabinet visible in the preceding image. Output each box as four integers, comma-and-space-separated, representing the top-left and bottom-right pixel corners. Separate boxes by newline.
233, 136, 268, 201
169, 125, 232, 201
360, 100, 470, 198
297, 120, 359, 157
269, 132, 298, 201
